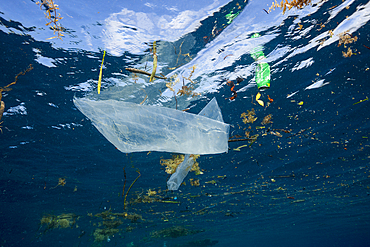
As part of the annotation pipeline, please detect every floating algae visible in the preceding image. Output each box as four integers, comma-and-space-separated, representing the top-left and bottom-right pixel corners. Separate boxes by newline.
40, 213, 78, 233
150, 226, 203, 239
90, 210, 143, 242
160, 154, 201, 175
93, 228, 119, 242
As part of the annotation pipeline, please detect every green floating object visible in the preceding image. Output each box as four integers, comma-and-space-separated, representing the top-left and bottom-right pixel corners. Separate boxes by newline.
250, 33, 271, 91
225, 10, 240, 24
255, 62, 271, 90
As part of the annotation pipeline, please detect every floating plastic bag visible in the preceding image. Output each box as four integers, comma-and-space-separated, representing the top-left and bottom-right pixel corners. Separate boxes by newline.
166, 98, 227, 190
73, 97, 229, 155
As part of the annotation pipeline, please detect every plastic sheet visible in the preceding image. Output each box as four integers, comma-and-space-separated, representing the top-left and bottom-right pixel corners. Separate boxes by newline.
73, 97, 229, 155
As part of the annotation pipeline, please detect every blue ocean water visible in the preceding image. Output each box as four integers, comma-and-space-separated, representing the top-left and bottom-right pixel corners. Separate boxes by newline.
1, 0, 370, 246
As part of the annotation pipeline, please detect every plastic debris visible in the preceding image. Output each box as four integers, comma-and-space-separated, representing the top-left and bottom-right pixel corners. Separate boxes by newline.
166, 99, 227, 190
97, 50, 106, 94
74, 97, 229, 154
167, 154, 194, 190
305, 79, 329, 90
225, 10, 240, 24
256, 92, 264, 106
250, 33, 271, 91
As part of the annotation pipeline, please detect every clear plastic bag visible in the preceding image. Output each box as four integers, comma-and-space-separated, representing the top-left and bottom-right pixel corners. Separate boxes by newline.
74, 97, 229, 155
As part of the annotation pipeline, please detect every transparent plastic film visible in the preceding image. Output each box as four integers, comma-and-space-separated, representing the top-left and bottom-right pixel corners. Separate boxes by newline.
167, 155, 194, 190
73, 97, 229, 155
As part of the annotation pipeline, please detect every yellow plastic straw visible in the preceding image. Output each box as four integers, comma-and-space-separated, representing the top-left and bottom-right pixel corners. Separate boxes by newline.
98, 50, 106, 94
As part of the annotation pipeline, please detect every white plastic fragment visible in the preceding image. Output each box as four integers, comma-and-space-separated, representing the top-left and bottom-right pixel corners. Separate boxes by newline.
305, 79, 330, 90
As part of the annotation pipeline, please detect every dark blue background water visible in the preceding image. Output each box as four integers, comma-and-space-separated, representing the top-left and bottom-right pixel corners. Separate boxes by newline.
1, 0, 370, 246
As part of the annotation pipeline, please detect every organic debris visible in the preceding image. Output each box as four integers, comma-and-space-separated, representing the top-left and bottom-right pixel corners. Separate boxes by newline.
249, 134, 259, 146
93, 210, 142, 223
50, 177, 66, 189
149, 41, 158, 82
0, 101, 3, 122
353, 97, 368, 105
177, 79, 200, 97
178, 239, 219, 247
337, 31, 358, 58
342, 47, 354, 58
165, 74, 179, 93
161, 154, 201, 175
130, 189, 164, 204
36, 0, 64, 40
268, 0, 312, 14
161, 155, 183, 174
174, 40, 192, 67
233, 144, 249, 151
147, 189, 157, 196
40, 213, 78, 233
241, 109, 257, 124
261, 114, 273, 125
183, 65, 196, 84
123, 170, 141, 210
177, 66, 200, 97
177, 84, 194, 96
226, 80, 237, 100
0, 64, 33, 125
269, 130, 283, 137
267, 95, 274, 103
338, 31, 358, 47
164, 67, 200, 109
93, 228, 119, 242
150, 226, 203, 238
90, 210, 142, 241
189, 178, 200, 187
224, 54, 233, 59
236, 76, 244, 84
125, 68, 167, 80
245, 131, 250, 138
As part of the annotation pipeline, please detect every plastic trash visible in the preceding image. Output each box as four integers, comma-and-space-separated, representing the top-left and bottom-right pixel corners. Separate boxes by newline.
166, 98, 227, 190
167, 154, 194, 190
250, 33, 271, 91
73, 97, 229, 155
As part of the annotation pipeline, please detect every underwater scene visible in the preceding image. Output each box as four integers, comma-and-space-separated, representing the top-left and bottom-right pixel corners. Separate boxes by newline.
1, 0, 370, 246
